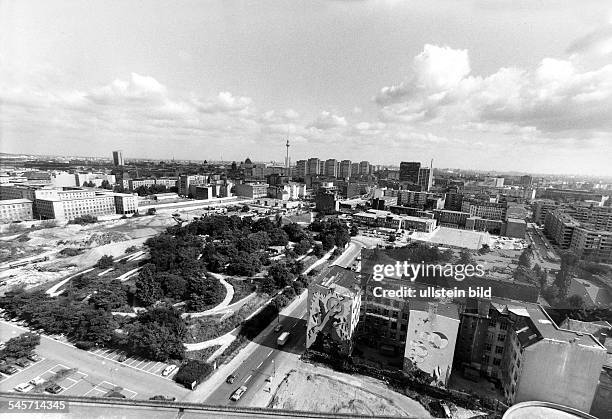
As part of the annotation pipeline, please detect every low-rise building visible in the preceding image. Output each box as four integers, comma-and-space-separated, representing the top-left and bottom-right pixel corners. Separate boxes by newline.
0, 199, 34, 222
234, 182, 268, 199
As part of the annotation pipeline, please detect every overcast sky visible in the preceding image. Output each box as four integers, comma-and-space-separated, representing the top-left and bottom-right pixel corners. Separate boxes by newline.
1, 0, 612, 175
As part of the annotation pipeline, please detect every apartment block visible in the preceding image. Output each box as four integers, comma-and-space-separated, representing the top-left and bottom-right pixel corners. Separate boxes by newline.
0, 199, 34, 222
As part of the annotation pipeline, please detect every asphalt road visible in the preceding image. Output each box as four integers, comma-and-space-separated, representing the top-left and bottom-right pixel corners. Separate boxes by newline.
0, 321, 190, 400
203, 297, 308, 406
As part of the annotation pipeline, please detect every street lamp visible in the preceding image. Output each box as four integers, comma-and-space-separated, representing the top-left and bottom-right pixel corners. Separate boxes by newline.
272, 360, 275, 377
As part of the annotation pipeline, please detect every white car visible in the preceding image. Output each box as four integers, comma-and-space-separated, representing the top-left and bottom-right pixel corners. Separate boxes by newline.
162, 365, 177, 377
29, 377, 45, 386
230, 386, 248, 401
14, 383, 34, 393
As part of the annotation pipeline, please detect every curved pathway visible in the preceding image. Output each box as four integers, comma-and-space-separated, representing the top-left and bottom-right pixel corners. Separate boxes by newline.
180, 273, 234, 318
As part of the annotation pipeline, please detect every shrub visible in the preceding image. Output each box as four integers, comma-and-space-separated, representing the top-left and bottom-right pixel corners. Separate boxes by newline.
70, 214, 98, 225
174, 360, 213, 389
75, 341, 95, 350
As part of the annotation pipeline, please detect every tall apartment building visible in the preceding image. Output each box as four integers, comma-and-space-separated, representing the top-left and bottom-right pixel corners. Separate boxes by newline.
338, 160, 352, 179
399, 162, 420, 183
359, 161, 370, 175
0, 199, 34, 222
444, 192, 464, 211
324, 159, 338, 177
295, 160, 307, 178
350, 162, 360, 177
544, 205, 612, 262
532, 200, 559, 225
306, 158, 321, 176
112, 150, 124, 166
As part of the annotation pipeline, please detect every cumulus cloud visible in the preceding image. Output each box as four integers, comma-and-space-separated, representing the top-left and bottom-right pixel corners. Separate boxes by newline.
307, 111, 348, 129
193, 91, 253, 114
375, 43, 612, 135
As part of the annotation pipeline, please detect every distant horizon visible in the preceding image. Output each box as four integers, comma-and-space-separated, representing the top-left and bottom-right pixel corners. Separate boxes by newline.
3, 150, 612, 181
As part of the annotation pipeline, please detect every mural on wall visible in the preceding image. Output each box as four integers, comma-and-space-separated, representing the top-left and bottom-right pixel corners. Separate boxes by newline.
404, 309, 459, 386
306, 286, 354, 354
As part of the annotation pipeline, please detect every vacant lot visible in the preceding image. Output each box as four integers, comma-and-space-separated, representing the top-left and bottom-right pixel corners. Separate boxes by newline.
269, 369, 431, 417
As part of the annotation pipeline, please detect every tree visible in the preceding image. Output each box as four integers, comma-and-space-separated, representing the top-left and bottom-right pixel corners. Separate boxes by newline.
518, 249, 533, 268
241, 205, 250, 212
458, 249, 474, 265
267, 262, 294, 289
96, 255, 114, 269
567, 294, 585, 309
553, 269, 572, 300
89, 280, 127, 310
0, 332, 40, 359
350, 225, 359, 237
100, 179, 112, 190
174, 360, 213, 389
135, 264, 163, 306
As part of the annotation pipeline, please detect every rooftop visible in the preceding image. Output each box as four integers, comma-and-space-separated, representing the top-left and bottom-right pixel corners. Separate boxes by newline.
0, 198, 32, 204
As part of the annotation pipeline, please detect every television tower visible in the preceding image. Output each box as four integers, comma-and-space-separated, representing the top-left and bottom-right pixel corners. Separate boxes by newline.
285, 138, 290, 176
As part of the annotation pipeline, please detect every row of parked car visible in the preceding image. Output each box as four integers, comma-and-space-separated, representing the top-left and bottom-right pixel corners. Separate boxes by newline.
0, 352, 42, 376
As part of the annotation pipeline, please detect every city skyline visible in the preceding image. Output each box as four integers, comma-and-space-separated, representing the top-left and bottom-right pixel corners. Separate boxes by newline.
2, 1, 612, 176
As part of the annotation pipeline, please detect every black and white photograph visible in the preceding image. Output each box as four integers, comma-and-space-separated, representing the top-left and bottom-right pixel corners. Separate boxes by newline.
0, 1, 611, 418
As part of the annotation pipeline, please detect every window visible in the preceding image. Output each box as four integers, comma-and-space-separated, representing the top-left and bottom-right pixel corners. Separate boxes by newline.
495, 346, 504, 354
498, 334, 506, 342
484, 343, 492, 352
493, 358, 501, 366
500, 322, 508, 330
483, 355, 490, 364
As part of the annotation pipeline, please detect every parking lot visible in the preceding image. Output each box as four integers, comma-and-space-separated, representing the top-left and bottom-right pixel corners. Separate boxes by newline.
0, 358, 138, 399
88, 347, 178, 380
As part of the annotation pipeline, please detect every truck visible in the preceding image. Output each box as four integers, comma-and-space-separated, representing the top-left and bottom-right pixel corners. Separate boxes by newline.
277, 332, 290, 347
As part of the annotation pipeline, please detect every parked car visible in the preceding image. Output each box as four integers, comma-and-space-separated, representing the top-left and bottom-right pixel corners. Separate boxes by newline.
29, 377, 45, 386
274, 324, 282, 333
0, 365, 18, 375
162, 365, 177, 376
226, 374, 236, 384
15, 358, 31, 368
230, 386, 248, 401
117, 354, 127, 362
27, 353, 42, 362
149, 395, 176, 401
14, 383, 34, 393
45, 384, 63, 394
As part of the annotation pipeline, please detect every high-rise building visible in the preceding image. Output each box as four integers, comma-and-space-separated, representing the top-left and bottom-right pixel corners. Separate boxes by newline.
306, 158, 321, 176
324, 159, 338, 177
417, 167, 433, 191
112, 150, 124, 166
359, 161, 370, 175
338, 160, 352, 179
399, 161, 420, 183
295, 160, 307, 178
350, 162, 359, 178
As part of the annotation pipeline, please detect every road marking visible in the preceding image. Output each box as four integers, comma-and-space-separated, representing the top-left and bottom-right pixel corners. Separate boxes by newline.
266, 350, 273, 357
256, 361, 263, 369
244, 375, 252, 383
292, 321, 298, 328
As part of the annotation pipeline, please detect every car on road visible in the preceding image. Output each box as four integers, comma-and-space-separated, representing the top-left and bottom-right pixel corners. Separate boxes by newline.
117, 354, 127, 362
29, 377, 45, 386
149, 395, 176, 401
230, 386, 248, 401
162, 364, 177, 376
27, 353, 42, 362
0, 365, 18, 375
274, 324, 282, 333
15, 358, 31, 368
226, 374, 236, 384
14, 383, 34, 393
45, 384, 63, 394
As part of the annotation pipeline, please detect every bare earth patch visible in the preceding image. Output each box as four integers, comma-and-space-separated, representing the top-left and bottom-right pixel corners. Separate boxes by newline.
269, 369, 431, 418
